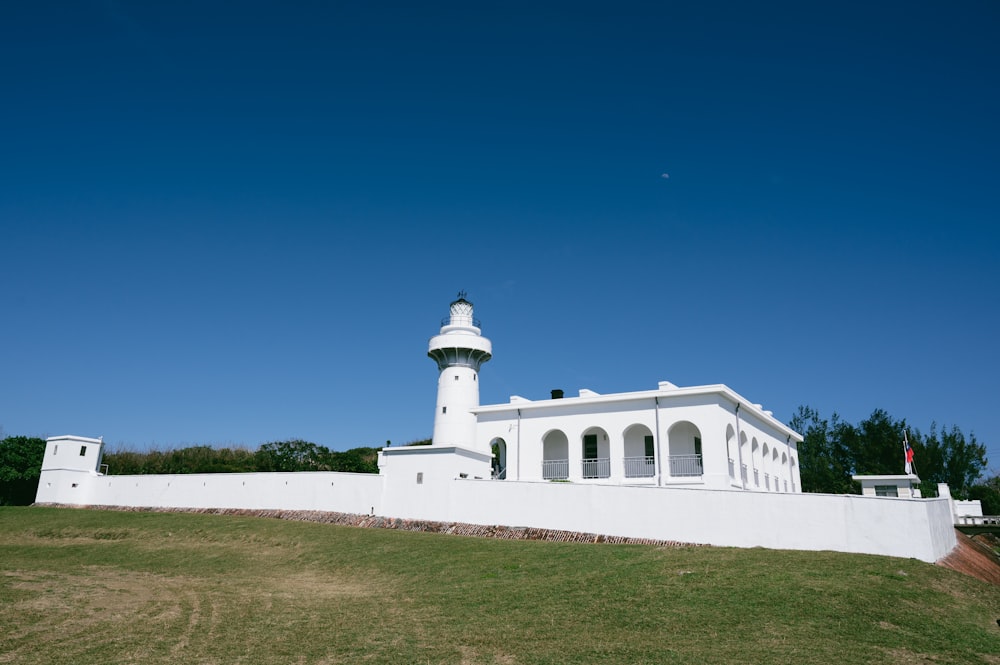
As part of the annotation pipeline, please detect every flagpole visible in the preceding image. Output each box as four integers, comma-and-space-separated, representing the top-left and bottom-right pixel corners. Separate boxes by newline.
903, 429, 916, 476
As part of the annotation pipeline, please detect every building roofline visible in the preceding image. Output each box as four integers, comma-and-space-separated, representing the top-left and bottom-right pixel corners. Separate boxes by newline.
471, 383, 803, 442
852, 474, 921, 482
46, 435, 103, 445
380, 444, 493, 462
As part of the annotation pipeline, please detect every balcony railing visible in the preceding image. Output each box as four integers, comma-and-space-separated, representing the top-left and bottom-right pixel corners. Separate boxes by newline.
542, 459, 569, 480
441, 316, 481, 327
668, 454, 703, 477
623, 456, 656, 478
956, 515, 1000, 525
582, 458, 611, 479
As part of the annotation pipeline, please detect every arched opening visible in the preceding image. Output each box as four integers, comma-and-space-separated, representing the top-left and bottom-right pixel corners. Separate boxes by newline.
490, 437, 507, 480
772, 448, 781, 491
542, 430, 569, 480
623, 424, 655, 478
581, 427, 611, 479
739, 431, 749, 484
751, 438, 761, 487
667, 421, 703, 477
725, 424, 736, 478
762, 443, 770, 490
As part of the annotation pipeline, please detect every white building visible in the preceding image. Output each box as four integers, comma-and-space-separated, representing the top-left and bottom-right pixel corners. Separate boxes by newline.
34, 295, 958, 563
387, 294, 802, 493
476, 383, 801, 492
853, 474, 922, 498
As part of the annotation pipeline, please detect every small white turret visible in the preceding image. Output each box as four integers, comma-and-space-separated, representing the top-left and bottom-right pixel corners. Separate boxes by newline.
428, 293, 492, 448
41, 435, 105, 474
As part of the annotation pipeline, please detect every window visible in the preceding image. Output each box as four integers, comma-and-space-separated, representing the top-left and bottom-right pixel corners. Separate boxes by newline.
442, 406, 447, 414
54, 445, 58, 455
454, 375, 459, 380
79, 446, 87, 456
584, 434, 598, 460
694, 437, 702, 457
644, 435, 654, 458
875, 485, 898, 497
416, 472, 423, 484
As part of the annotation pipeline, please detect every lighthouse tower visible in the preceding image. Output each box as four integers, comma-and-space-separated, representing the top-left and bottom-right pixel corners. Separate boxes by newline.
428, 293, 492, 448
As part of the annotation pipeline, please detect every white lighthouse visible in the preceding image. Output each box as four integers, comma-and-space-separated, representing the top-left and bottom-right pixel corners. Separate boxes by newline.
428, 293, 492, 448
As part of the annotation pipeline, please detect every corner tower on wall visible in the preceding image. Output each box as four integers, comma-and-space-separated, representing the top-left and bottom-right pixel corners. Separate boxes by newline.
428, 293, 492, 448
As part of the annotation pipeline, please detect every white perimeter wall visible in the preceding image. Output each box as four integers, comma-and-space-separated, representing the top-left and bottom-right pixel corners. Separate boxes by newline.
36, 469, 384, 515
442, 480, 956, 562
37, 468, 956, 563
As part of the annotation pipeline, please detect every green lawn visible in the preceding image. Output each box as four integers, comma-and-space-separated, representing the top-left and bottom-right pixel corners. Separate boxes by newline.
2, 506, 998, 664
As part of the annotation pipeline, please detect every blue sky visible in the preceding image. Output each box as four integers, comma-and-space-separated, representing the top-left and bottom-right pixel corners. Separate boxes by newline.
2, 2, 997, 472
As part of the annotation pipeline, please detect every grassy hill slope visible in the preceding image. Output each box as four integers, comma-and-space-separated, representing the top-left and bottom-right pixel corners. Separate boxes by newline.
2, 507, 998, 664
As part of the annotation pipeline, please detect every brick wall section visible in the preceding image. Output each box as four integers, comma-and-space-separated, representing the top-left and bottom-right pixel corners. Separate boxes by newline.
36, 503, 704, 548
937, 530, 1000, 586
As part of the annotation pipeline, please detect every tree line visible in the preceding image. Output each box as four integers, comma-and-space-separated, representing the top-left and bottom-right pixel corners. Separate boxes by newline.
104, 440, 385, 475
0, 436, 408, 505
791, 406, 997, 511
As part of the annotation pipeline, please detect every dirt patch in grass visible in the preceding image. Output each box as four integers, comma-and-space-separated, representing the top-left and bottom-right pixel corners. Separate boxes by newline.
1, 563, 394, 665
21, 526, 137, 543
2, 568, 203, 661
457, 645, 517, 664
879, 647, 945, 664
275, 570, 381, 599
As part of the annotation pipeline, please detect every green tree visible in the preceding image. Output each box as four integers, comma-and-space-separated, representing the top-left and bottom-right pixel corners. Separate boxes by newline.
104, 445, 258, 475
0, 436, 47, 481
968, 476, 1000, 515
915, 423, 987, 499
789, 407, 854, 494
174, 446, 254, 473
0, 436, 47, 505
254, 439, 329, 472
325, 447, 380, 473
790, 407, 988, 498
102, 441, 382, 475
849, 409, 915, 477
101, 448, 149, 475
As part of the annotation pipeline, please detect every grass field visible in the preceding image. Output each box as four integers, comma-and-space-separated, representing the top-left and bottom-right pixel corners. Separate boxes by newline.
2, 507, 998, 664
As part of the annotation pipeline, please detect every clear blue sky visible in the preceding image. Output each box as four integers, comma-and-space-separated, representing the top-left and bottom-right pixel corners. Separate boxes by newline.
2, 2, 997, 472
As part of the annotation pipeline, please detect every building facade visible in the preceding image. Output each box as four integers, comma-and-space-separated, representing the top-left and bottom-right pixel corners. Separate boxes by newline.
475, 383, 801, 492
